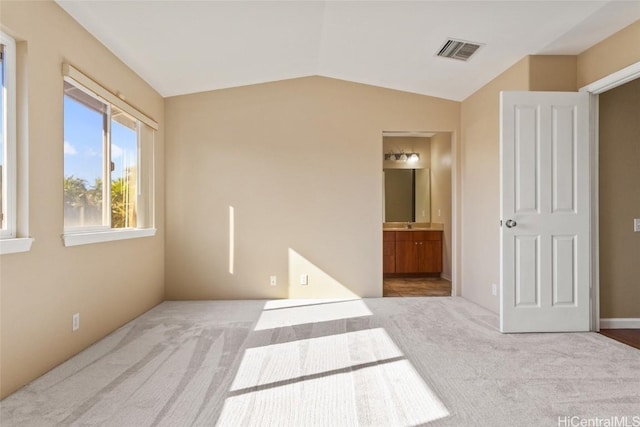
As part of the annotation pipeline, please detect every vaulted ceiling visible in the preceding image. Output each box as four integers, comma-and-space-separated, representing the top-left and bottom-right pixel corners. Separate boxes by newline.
56, 1, 640, 101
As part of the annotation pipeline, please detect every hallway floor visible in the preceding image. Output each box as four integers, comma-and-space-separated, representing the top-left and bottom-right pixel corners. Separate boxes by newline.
599, 329, 640, 350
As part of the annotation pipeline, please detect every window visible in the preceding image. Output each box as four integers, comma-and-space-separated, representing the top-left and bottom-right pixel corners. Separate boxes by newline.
62, 64, 157, 246
0, 30, 32, 255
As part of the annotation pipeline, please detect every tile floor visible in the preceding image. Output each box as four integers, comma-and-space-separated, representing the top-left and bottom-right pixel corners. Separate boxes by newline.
383, 276, 451, 297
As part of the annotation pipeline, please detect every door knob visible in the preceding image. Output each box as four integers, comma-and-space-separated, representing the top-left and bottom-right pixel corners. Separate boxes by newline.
505, 219, 517, 228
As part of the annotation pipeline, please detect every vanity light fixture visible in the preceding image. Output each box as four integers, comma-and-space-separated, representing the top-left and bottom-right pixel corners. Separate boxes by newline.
384, 152, 420, 162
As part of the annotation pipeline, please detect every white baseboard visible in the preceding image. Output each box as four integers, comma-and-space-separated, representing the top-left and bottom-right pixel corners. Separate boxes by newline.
600, 318, 640, 329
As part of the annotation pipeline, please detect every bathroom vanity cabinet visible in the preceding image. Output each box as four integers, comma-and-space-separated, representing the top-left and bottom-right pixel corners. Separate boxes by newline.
383, 230, 442, 275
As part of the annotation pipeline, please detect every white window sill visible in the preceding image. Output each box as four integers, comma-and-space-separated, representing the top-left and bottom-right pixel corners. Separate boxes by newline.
0, 237, 34, 255
63, 228, 156, 247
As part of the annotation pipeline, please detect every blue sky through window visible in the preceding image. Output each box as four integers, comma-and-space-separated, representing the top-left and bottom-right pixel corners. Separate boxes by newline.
64, 96, 102, 185
64, 96, 137, 184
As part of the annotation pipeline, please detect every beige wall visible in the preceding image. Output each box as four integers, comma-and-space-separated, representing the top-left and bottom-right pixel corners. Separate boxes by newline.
598, 78, 640, 319
529, 55, 577, 91
577, 20, 640, 89
430, 133, 452, 280
165, 77, 460, 300
0, 1, 165, 398
460, 57, 530, 313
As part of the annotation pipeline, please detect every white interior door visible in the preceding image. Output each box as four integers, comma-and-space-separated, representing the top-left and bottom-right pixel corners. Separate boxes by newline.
500, 91, 590, 333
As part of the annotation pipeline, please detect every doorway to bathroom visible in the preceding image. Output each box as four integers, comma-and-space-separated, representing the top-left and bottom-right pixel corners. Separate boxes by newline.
382, 131, 453, 297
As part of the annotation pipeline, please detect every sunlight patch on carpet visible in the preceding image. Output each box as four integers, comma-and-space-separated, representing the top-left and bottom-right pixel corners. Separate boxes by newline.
254, 299, 372, 331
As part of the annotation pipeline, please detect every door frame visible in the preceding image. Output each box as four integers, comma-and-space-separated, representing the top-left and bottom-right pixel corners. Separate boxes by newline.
579, 61, 640, 332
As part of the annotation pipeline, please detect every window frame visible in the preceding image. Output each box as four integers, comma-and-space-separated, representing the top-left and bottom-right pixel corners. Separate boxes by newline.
62, 65, 157, 247
0, 30, 32, 255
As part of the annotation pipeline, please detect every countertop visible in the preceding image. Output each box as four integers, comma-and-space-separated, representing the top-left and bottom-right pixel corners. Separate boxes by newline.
383, 222, 444, 231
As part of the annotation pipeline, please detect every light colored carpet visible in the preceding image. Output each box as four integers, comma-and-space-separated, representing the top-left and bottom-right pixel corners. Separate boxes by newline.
1, 297, 639, 426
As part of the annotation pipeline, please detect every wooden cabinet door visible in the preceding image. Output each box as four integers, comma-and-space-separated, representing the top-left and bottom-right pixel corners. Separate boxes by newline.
395, 241, 419, 273
383, 232, 396, 273
383, 241, 396, 273
418, 240, 442, 273
393, 231, 443, 274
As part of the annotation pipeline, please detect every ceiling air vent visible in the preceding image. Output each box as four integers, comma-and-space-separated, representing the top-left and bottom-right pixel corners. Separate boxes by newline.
436, 39, 483, 61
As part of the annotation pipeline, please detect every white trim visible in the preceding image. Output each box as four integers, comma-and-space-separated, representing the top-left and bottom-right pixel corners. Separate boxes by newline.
600, 318, 640, 329
589, 93, 600, 332
62, 63, 158, 130
580, 61, 640, 94
63, 228, 156, 247
451, 131, 459, 297
1, 31, 17, 238
0, 237, 33, 255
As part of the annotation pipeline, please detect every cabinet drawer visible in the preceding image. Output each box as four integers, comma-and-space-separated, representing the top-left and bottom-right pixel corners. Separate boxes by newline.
383, 231, 396, 242
395, 230, 442, 241
420, 231, 442, 241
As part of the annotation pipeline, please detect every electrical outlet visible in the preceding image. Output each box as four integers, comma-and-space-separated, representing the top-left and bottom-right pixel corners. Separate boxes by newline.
491, 283, 497, 296
72, 313, 80, 332
634, 218, 640, 232
270, 275, 277, 286
300, 274, 308, 285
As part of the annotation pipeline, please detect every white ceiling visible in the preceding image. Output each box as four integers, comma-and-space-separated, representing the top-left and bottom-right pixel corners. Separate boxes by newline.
55, 1, 640, 101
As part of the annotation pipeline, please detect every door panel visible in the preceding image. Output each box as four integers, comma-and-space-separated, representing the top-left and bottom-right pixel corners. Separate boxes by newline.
551, 106, 577, 214
552, 235, 576, 306
514, 105, 540, 214
501, 91, 590, 333
514, 235, 539, 307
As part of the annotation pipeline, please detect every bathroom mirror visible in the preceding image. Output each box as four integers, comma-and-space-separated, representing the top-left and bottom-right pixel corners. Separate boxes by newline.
384, 168, 430, 222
